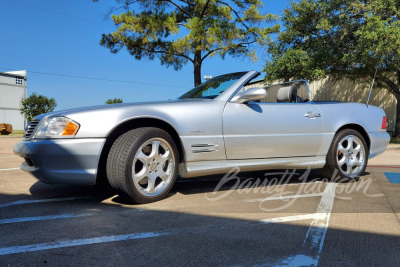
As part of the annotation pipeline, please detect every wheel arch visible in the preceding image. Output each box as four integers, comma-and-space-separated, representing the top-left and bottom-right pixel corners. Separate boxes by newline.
335, 123, 371, 150
96, 117, 185, 184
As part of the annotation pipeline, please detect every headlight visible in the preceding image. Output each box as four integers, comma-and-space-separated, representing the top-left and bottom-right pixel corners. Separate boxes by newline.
34, 117, 80, 138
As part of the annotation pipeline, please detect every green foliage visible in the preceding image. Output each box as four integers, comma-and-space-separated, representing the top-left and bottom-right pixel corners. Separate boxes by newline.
20, 93, 57, 122
95, 0, 279, 85
105, 98, 123, 104
265, 0, 400, 137
266, 0, 400, 82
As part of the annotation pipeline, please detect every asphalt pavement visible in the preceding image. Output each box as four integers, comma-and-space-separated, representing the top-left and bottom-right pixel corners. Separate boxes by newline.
0, 137, 399, 266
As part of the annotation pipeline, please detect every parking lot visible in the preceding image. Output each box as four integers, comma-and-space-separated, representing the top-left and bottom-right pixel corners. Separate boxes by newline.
1, 137, 400, 266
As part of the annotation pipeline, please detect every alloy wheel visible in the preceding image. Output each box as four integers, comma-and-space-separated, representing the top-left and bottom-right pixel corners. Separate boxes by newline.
336, 135, 365, 177
132, 138, 175, 196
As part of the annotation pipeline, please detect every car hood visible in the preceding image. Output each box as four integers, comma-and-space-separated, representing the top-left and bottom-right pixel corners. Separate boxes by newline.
34, 99, 209, 120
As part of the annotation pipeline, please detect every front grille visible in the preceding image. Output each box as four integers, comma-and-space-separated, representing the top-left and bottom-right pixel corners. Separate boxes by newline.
24, 120, 40, 139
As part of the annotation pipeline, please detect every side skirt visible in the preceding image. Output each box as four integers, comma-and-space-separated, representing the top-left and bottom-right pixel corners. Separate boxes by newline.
179, 156, 326, 178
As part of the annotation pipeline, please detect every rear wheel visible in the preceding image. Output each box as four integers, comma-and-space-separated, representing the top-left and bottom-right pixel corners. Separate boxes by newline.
106, 127, 178, 203
321, 129, 368, 180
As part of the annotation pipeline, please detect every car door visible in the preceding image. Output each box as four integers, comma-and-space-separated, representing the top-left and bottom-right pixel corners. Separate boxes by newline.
223, 101, 324, 159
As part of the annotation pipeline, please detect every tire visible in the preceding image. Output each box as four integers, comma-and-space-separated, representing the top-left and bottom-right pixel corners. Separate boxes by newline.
106, 127, 179, 203
321, 129, 369, 181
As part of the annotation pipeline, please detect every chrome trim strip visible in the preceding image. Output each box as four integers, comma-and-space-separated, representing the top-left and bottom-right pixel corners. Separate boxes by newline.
192, 149, 218, 153
223, 133, 324, 138
191, 144, 215, 147
179, 156, 326, 178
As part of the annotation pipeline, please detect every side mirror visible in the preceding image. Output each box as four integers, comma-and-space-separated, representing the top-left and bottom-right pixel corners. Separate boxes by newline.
233, 87, 267, 104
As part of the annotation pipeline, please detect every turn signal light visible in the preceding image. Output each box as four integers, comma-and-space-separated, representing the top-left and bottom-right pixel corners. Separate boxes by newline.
62, 122, 79, 135
381, 116, 387, 130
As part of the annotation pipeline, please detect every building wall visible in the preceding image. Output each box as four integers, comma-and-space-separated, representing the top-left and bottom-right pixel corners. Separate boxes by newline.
248, 77, 397, 133
0, 72, 27, 130
309, 77, 397, 132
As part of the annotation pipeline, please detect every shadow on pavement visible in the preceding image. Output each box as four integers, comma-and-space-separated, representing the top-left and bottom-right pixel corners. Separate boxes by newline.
26, 168, 367, 205
0, 188, 399, 266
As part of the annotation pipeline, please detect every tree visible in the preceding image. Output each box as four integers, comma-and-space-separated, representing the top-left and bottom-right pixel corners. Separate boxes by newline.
105, 98, 123, 104
95, 0, 279, 86
264, 0, 400, 137
20, 93, 57, 122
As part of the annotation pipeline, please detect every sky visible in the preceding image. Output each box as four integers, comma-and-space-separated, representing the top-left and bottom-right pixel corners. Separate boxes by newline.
0, 0, 290, 111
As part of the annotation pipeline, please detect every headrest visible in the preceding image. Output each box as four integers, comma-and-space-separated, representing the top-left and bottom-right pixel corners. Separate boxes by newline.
277, 86, 298, 102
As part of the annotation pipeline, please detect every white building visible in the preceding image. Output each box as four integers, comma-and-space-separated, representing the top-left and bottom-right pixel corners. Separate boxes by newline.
0, 70, 27, 130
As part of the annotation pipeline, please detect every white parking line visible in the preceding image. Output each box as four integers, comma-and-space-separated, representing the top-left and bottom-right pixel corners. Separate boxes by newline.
0, 168, 19, 172
0, 197, 91, 208
0, 209, 146, 225
0, 213, 96, 225
273, 183, 337, 266
246, 192, 323, 203
261, 214, 317, 224
303, 183, 337, 254
0, 231, 170, 256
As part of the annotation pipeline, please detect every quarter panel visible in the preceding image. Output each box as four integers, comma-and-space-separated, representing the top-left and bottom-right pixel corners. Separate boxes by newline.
369, 131, 390, 158
315, 103, 385, 133
314, 103, 388, 156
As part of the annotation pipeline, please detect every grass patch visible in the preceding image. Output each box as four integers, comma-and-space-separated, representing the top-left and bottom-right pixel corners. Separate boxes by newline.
390, 137, 400, 144
0, 130, 24, 137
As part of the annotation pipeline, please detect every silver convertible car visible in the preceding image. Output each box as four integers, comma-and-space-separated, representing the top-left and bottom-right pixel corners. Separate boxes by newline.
14, 71, 390, 203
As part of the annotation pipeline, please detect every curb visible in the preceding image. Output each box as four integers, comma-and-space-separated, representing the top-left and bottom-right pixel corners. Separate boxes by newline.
387, 144, 400, 150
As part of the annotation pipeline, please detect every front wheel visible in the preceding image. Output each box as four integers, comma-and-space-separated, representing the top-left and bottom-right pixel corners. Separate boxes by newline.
106, 127, 178, 203
321, 129, 368, 180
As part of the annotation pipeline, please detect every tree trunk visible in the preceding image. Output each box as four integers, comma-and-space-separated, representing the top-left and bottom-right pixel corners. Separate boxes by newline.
378, 75, 400, 138
193, 50, 202, 86
394, 96, 400, 138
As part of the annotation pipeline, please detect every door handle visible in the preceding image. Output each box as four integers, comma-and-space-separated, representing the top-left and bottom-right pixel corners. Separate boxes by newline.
305, 112, 321, 118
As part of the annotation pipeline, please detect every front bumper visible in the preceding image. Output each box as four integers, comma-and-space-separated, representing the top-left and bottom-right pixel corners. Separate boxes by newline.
13, 138, 106, 185
369, 131, 390, 159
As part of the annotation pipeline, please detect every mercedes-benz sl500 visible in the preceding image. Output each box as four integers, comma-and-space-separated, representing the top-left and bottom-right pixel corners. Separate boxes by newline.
14, 71, 390, 203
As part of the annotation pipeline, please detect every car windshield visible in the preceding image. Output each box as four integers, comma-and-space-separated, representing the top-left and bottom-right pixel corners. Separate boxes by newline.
178, 72, 247, 99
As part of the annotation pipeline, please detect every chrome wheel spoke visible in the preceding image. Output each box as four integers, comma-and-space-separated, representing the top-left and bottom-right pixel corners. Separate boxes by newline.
346, 136, 355, 149
353, 161, 361, 169
150, 141, 160, 158
159, 170, 170, 182
133, 168, 147, 184
338, 157, 347, 166
146, 177, 156, 194
354, 155, 363, 167
345, 162, 353, 174
159, 150, 171, 164
338, 144, 347, 154
137, 151, 150, 164
353, 144, 362, 154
